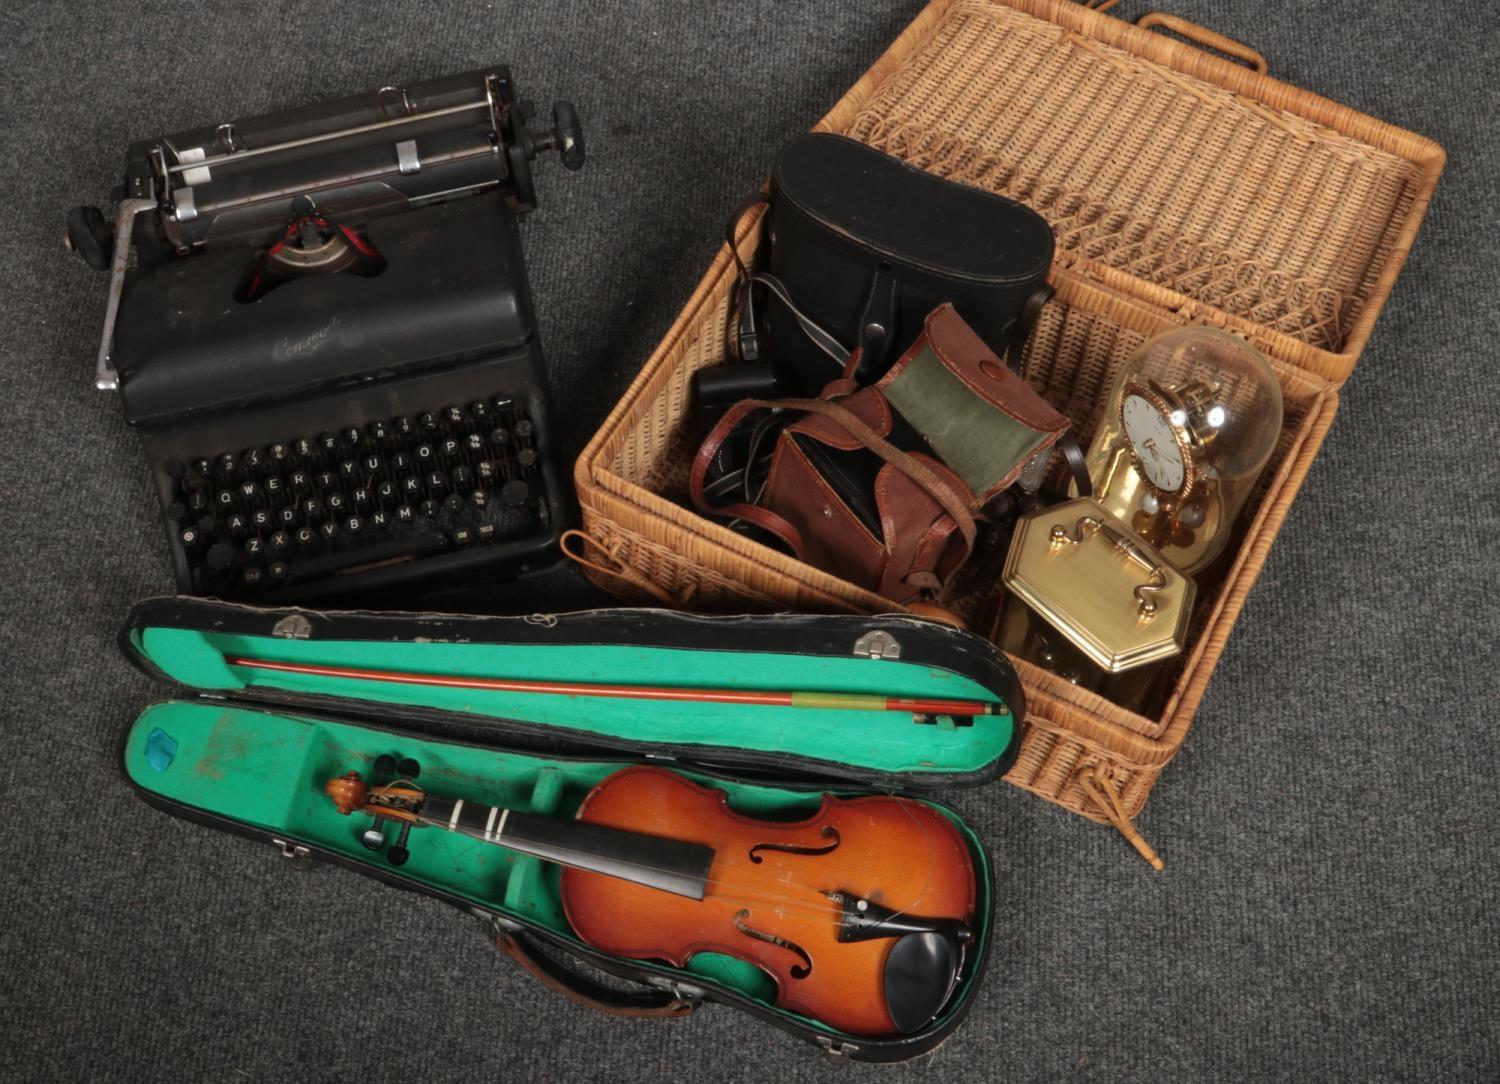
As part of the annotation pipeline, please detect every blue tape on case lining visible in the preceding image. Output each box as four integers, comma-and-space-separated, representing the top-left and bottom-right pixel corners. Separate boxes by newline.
145, 728, 178, 772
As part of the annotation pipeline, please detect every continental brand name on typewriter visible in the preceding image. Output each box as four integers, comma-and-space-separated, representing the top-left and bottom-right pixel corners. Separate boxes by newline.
65, 67, 585, 601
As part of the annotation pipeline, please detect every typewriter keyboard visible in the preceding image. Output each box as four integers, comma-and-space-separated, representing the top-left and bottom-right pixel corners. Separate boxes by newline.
164, 397, 549, 596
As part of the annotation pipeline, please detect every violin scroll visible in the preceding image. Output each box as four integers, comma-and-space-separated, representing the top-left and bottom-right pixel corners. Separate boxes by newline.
326, 770, 369, 815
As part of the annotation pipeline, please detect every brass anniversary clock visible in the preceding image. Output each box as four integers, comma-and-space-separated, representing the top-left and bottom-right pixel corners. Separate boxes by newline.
1083, 327, 1283, 575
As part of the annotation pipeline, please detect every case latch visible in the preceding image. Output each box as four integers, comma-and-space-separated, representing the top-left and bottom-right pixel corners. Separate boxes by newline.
816, 1036, 861, 1058
271, 614, 313, 640
271, 838, 310, 860
852, 630, 901, 659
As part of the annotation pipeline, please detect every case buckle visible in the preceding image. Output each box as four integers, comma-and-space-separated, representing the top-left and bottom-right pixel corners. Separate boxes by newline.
271, 614, 313, 640
816, 1036, 861, 1058
271, 838, 310, 860
852, 630, 901, 659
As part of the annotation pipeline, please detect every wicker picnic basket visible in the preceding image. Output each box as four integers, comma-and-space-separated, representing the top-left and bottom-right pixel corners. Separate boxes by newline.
569, 0, 1444, 860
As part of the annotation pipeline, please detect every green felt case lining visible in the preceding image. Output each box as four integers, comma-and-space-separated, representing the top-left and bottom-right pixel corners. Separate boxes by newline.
130, 624, 1015, 777
122, 699, 993, 1032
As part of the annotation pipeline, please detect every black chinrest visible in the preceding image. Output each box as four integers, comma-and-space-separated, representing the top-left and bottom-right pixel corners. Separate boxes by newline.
882, 931, 962, 1034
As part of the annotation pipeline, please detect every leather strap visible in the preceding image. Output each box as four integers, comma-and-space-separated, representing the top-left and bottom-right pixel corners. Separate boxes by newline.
743, 272, 851, 370
494, 926, 700, 1019
1055, 432, 1093, 498
690, 400, 807, 555
725, 191, 770, 362
742, 396, 978, 556
1005, 282, 1054, 373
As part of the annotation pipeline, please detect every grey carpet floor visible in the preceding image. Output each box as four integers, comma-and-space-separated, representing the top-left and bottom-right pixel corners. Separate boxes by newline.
2, 0, 1497, 1079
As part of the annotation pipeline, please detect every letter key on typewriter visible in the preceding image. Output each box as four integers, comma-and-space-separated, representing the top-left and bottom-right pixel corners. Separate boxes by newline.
65, 67, 585, 601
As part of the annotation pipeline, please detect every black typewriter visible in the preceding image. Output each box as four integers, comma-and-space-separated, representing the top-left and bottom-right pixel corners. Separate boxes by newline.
65, 66, 584, 602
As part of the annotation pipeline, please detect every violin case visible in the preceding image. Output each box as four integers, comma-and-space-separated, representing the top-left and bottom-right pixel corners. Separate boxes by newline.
118, 596, 1024, 1062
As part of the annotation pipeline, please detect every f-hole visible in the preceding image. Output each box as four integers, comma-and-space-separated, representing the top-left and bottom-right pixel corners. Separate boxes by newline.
733, 909, 812, 979
748, 826, 840, 864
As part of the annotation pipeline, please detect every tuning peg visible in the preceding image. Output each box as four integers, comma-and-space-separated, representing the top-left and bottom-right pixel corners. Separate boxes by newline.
397, 757, 421, 779
374, 754, 397, 778
388, 821, 413, 866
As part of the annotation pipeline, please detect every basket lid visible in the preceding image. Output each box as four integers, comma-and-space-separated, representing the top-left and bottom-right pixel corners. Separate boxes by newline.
820, 0, 1444, 386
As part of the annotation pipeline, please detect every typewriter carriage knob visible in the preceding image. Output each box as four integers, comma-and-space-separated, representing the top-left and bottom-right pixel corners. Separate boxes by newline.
505, 99, 586, 212
64, 205, 114, 270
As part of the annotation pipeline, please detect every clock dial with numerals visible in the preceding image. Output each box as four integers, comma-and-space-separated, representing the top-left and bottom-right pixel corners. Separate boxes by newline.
1120, 389, 1190, 496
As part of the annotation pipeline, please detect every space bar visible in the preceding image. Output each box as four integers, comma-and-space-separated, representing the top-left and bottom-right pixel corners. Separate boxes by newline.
284, 531, 448, 581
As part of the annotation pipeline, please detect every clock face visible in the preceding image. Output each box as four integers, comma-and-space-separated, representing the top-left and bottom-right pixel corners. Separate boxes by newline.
1121, 391, 1189, 494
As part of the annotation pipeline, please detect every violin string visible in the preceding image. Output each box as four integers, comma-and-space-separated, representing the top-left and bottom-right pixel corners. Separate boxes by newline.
364, 786, 952, 927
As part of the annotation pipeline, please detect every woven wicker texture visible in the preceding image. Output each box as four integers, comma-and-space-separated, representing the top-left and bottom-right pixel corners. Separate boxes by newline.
573, 0, 1437, 831
844, 1, 1421, 359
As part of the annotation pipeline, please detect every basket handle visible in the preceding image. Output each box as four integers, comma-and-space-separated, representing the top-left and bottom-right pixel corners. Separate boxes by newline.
1136, 11, 1269, 74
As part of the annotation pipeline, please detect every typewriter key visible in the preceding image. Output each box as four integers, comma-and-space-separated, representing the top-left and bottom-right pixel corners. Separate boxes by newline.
470, 400, 489, 420
319, 521, 339, 540
418, 412, 439, 432
268, 562, 288, 582
338, 459, 358, 480
419, 499, 438, 518
316, 470, 338, 491
427, 471, 447, 494
501, 479, 530, 507
327, 493, 346, 514
393, 416, 414, 439
302, 497, 324, 523
206, 543, 234, 571
342, 427, 363, 448
269, 443, 289, 465
368, 420, 390, 442
445, 405, 465, 426
166, 501, 188, 523
396, 504, 414, 523
245, 537, 265, 557
352, 487, 370, 507
270, 531, 291, 552
452, 526, 474, 546
390, 452, 412, 473
345, 516, 363, 534
226, 513, 249, 541
242, 447, 262, 470
252, 509, 273, 532
318, 432, 339, 455
295, 526, 317, 547
443, 494, 465, 516
242, 567, 264, 588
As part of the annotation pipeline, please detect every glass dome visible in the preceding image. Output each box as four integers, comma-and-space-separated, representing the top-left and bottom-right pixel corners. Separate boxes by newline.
1079, 327, 1283, 575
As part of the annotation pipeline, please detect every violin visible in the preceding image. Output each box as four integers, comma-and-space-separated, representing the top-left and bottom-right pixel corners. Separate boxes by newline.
327, 763, 976, 1037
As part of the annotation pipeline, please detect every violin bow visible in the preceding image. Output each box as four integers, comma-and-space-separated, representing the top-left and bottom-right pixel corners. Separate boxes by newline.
221, 656, 1007, 718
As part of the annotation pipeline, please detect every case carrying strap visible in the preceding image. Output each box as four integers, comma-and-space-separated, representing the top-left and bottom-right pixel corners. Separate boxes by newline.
488, 918, 701, 1019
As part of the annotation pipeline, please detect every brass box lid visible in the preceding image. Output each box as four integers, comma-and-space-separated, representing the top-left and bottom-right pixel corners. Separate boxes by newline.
1002, 498, 1196, 673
